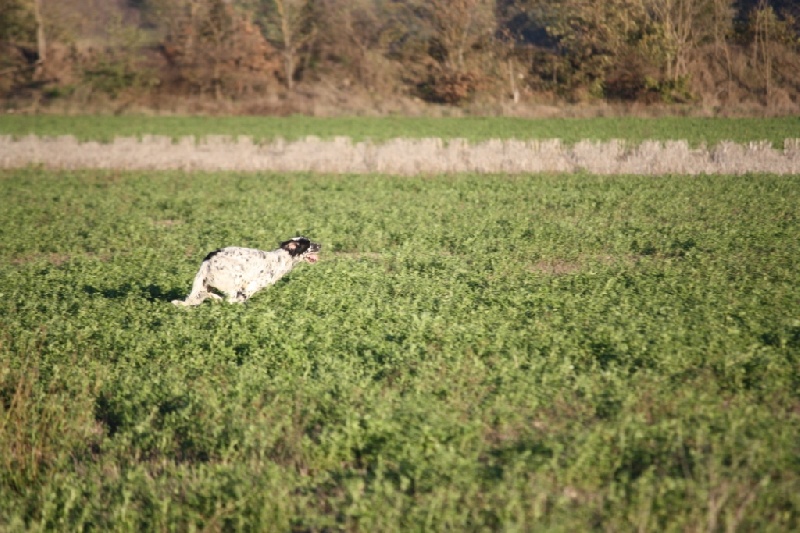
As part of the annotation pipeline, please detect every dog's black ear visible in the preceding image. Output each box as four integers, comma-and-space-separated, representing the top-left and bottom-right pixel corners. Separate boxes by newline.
281, 238, 311, 256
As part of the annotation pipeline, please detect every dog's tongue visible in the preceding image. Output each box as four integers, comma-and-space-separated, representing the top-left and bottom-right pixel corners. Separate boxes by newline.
305, 254, 319, 264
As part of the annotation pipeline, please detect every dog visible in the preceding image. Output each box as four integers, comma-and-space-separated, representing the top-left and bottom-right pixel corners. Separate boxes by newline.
172, 236, 321, 306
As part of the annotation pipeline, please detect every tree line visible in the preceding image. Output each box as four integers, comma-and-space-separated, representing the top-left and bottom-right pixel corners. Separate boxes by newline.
1, 0, 799, 111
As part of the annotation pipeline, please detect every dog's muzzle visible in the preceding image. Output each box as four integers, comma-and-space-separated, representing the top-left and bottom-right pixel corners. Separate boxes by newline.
304, 242, 322, 264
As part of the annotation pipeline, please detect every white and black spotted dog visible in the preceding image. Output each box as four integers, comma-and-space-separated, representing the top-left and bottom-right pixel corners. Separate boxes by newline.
172, 236, 321, 306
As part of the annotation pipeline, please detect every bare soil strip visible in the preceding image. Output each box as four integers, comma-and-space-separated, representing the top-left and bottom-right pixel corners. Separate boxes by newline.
2, 135, 799, 174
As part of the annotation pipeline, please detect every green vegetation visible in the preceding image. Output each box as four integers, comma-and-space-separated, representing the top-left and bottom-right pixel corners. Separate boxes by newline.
1, 114, 799, 147
1, 168, 799, 531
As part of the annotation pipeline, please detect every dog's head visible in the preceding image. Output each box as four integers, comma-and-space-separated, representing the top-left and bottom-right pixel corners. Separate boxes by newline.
280, 236, 321, 264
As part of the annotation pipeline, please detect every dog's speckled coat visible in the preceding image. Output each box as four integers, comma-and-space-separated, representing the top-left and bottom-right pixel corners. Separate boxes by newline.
172, 236, 321, 306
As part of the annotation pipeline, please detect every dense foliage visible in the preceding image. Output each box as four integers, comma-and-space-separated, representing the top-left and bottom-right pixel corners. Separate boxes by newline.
1, 168, 798, 530
2, 0, 799, 109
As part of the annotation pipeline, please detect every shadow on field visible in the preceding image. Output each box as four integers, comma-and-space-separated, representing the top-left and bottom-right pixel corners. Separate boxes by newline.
83, 283, 185, 302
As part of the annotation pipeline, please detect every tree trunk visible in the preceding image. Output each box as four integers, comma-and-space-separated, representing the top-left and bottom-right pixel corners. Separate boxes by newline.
508, 59, 519, 104
283, 50, 295, 90
276, 0, 295, 90
32, 0, 46, 77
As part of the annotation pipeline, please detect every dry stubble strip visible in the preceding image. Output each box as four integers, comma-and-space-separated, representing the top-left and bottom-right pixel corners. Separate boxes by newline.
1, 135, 799, 175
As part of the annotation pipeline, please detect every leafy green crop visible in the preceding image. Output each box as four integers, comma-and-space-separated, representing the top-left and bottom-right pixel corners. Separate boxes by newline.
1, 115, 799, 147
1, 169, 798, 531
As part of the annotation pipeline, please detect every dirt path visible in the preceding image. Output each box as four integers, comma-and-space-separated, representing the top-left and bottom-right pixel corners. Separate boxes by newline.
2, 135, 799, 174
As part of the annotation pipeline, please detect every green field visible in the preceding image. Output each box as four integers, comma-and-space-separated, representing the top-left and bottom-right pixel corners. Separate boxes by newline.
1, 115, 799, 146
1, 168, 799, 531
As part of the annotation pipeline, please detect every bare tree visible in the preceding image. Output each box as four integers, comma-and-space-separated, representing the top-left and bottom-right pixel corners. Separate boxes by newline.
382, 0, 497, 103
312, 0, 387, 87
710, 0, 736, 96
414, 0, 496, 73
152, 0, 280, 98
31, 0, 45, 76
646, 0, 718, 83
539, 0, 651, 97
751, 0, 774, 99
250, 0, 315, 90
